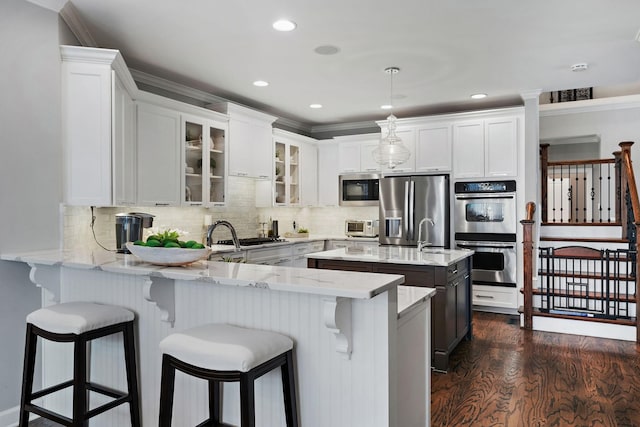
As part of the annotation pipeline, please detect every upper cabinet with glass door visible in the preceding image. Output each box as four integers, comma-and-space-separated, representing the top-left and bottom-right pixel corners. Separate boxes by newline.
181, 113, 228, 207
271, 129, 318, 207
274, 140, 299, 205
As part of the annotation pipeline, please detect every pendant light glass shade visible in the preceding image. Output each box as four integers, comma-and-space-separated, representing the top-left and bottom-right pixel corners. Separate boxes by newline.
372, 113, 411, 169
373, 67, 410, 169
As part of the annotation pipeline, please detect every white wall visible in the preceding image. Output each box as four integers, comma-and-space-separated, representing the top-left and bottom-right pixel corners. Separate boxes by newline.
540, 105, 640, 168
0, 0, 75, 419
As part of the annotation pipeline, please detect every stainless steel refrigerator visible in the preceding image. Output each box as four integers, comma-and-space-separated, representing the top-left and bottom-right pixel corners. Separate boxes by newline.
379, 174, 450, 247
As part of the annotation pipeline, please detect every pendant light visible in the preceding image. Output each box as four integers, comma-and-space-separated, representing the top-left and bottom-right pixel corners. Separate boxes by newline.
373, 67, 411, 169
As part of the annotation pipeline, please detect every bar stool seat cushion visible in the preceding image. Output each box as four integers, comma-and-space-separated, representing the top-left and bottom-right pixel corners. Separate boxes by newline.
159, 324, 293, 372
26, 302, 135, 335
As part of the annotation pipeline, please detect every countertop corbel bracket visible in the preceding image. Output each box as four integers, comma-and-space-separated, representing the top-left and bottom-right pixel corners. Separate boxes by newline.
142, 275, 175, 327
322, 296, 353, 359
27, 263, 60, 303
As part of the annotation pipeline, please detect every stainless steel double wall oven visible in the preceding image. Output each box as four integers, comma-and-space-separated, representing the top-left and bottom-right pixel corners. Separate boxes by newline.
454, 180, 517, 288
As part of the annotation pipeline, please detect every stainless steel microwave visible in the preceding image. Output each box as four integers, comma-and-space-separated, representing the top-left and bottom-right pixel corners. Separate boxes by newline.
339, 174, 380, 206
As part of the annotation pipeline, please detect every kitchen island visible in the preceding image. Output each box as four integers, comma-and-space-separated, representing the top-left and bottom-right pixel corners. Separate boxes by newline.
307, 246, 473, 372
1, 249, 434, 427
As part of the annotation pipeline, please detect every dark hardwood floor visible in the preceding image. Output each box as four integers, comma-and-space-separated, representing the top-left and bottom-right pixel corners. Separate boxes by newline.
432, 312, 640, 426
28, 311, 640, 426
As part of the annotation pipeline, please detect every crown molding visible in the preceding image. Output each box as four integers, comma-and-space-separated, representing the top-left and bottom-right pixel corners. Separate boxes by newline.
520, 89, 543, 101
25, 0, 66, 12
131, 69, 227, 106
310, 120, 378, 134
59, 2, 97, 47
539, 94, 640, 117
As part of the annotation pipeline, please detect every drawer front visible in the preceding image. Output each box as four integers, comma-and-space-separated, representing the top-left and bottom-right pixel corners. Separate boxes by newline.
472, 285, 517, 308
373, 264, 435, 288
447, 258, 469, 280
247, 246, 293, 263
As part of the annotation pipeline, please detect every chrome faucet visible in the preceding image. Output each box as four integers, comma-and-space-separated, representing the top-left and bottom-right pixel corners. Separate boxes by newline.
417, 217, 435, 252
206, 220, 241, 251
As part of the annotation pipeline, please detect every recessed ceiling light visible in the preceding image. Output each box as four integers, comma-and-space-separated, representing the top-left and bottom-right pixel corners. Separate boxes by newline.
309, 104, 323, 109
381, 104, 393, 110
314, 45, 340, 55
253, 80, 269, 87
273, 19, 296, 32
471, 93, 487, 99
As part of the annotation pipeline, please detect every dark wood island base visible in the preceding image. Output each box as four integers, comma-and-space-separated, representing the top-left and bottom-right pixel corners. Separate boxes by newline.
308, 254, 472, 372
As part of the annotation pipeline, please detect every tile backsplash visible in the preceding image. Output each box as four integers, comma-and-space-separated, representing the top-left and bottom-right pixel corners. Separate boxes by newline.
63, 176, 378, 251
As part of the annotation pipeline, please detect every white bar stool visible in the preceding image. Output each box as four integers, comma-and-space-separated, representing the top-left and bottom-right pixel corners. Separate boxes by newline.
158, 323, 299, 427
19, 302, 141, 427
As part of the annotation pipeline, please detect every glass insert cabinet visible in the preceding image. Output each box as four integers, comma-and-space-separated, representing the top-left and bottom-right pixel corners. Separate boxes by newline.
274, 140, 300, 205
182, 114, 227, 206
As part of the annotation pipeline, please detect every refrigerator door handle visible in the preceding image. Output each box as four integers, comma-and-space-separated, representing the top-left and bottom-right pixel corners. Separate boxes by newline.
407, 180, 415, 240
403, 181, 410, 240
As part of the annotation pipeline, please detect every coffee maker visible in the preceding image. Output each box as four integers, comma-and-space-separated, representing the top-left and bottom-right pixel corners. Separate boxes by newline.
115, 212, 154, 253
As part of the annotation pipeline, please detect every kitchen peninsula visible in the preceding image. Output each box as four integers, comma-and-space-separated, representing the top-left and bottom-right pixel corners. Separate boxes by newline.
1, 249, 434, 427
307, 246, 473, 372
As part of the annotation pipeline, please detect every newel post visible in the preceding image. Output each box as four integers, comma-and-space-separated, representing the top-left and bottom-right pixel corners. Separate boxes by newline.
613, 150, 623, 226
521, 201, 536, 330
540, 144, 549, 223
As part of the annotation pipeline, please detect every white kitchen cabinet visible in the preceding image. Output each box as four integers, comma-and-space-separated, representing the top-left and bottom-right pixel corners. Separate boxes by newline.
415, 123, 452, 173
291, 240, 326, 268
299, 141, 318, 206
246, 245, 293, 266
209, 103, 276, 179
317, 141, 339, 206
453, 116, 519, 179
485, 117, 518, 177
379, 129, 416, 174
336, 134, 382, 174
113, 74, 137, 205
61, 45, 138, 206
325, 239, 379, 250
181, 114, 228, 207
472, 284, 517, 310
452, 120, 485, 179
266, 129, 318, 207
136, 102, 181, 206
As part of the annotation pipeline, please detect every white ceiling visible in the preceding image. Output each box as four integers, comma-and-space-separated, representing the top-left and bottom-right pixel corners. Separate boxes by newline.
53, 0, 640, 129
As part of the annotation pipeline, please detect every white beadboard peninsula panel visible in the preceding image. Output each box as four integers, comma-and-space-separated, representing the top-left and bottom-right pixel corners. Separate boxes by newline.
51, 267, 398, 427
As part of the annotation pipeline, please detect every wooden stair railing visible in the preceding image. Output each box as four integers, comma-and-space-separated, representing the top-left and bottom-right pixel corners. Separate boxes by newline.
527, 141, 640, 342
618, 141, 640, 342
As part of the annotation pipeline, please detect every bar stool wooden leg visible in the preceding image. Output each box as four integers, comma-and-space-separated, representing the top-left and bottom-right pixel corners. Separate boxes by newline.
239, 374, 255, 427
282, 350, 299, 427
72, 336, 88, 427
18, 324, 37, 427
159, 355, 176, 427
123, 322, 142, 427
208, 380, 221, 424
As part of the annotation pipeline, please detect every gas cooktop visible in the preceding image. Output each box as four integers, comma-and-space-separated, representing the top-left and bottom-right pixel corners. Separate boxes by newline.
217, 237, 287, 246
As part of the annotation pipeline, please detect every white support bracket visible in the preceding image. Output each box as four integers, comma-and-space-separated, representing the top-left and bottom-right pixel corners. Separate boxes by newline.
142, 276, 175, 327
322, 296, 353, 359
27, 263, 60, 303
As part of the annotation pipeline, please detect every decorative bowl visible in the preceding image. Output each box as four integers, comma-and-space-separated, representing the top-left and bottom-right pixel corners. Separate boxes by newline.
125, 242, 210, 266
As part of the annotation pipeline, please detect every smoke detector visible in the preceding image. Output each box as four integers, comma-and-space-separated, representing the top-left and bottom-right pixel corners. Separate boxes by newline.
571, 63, 589, 72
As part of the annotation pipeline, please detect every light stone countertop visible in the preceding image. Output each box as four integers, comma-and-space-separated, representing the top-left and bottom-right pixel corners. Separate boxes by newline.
0, 249, 403, 300
306, 245, 473, 267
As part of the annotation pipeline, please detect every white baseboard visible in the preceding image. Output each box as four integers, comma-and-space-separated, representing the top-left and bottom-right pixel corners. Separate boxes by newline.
531, 316, 636, 341
0, 405, 39, 427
